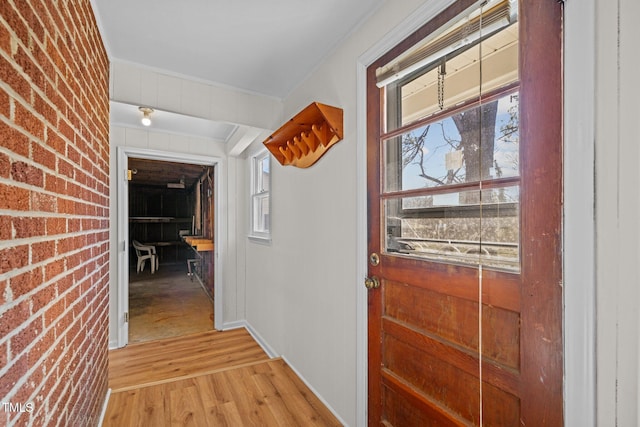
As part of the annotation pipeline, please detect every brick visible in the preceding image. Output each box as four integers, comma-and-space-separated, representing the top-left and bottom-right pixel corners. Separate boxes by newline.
45, 216, 65, 235
0, 278, 9, 305
0, 183, 30, 210
8, 268, 41, 299
66, 144, 80, 165
31, 240, 54, 263
31, 191, 56, 212
0, 340, 7, 370
31, 283, 55, 314
57, 157, 73, 179
15, 46, 46, 93
11, 161, 44, 187
45, 128, 66, 154
0, 119, 30, 157
32, 141, 56, 170
44, 258, 64, 281
67, 218, 81, 233
34, 92, 56, 127
0, 299, 31, 337
0, 244, 29, 274
44, 298, 65, 327
0, 151, 10, 178
0, 85, 9, 119
12, 367, 41, 410
14, 101, 44, 141
0, 353, 28, 396
2, 3, 30, 49
11, 317, 43, 356
13, 216, 45, 238
0, 216, 11, 240
16, 0, 45, 44
0, 17, 11, 55
55, 275, 73, 296
0, 56, 32, 104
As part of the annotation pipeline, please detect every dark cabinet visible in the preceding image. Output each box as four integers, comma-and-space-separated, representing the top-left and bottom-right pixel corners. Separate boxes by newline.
129, 186, 195, 265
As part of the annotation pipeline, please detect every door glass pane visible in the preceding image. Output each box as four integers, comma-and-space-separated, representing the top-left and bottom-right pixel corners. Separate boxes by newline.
384, 92, 519, 193
384, 186, 520, 271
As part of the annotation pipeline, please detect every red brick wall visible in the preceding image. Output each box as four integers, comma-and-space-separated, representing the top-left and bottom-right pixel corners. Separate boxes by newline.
0, 1, 110, 426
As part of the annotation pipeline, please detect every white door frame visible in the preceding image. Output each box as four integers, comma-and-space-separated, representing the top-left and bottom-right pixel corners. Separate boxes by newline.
355, 1, 595, 425
116, 146, 225, 348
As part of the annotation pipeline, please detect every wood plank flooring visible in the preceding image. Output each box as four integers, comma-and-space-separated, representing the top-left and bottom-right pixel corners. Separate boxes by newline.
105, 329, 342, 426
109, 328, 270, 391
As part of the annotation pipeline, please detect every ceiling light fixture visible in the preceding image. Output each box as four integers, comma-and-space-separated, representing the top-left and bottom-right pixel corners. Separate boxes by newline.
139, 107, 154, 126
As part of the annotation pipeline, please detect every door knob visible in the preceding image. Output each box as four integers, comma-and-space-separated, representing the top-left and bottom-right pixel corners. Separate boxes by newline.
364, 276, 380, 290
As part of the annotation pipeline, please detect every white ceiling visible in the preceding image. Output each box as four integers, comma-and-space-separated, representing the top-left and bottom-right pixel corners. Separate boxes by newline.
92, 0, 384, 99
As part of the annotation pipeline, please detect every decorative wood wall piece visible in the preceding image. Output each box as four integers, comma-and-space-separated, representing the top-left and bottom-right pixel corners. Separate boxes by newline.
263, 102, 343, 168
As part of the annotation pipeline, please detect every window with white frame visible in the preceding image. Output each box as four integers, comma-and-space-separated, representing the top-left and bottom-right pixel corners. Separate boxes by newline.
250, 151, 270, 240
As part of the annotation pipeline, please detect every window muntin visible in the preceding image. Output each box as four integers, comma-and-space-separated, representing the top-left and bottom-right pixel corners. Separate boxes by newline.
380, 0, 520, 271
250, 151, 270, 239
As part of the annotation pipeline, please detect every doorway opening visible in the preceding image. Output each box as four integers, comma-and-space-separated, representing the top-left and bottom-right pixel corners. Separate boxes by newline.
127, 157, 215, 343
116, 148, 223, 347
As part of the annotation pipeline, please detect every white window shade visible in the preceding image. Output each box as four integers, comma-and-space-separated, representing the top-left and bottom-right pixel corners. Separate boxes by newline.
375, 0, 515, 88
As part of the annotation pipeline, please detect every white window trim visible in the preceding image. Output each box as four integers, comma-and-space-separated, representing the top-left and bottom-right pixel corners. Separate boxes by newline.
249, 150, 271, 242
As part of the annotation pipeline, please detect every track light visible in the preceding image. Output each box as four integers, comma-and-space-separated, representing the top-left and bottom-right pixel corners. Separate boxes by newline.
139, 107, 154, 126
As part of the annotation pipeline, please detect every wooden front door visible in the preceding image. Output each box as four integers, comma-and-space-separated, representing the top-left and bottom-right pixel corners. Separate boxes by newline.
366, 0, 562, 425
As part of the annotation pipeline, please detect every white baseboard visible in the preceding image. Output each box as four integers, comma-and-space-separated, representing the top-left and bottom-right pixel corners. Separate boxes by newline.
281, 355, 350, 427
98, 388, 111, 426
220, 320, 246, 331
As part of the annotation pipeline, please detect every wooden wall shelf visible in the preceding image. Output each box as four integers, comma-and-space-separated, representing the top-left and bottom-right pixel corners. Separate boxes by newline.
184, 236, 214, 252
263, 102, 343, 168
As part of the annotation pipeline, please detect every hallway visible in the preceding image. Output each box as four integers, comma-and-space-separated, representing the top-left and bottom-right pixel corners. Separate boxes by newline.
104, 329, 341, 426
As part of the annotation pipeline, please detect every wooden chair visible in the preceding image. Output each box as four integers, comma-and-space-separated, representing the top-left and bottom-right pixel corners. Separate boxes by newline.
132, 240, 158, 273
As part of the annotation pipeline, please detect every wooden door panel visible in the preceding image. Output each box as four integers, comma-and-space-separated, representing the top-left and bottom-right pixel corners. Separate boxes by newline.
384, 279, 520, 369
383, 384, 463, 427
382, 257, 521, 312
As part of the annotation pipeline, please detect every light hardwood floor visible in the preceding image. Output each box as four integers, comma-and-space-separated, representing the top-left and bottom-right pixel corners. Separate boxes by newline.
104, 329, 342, 426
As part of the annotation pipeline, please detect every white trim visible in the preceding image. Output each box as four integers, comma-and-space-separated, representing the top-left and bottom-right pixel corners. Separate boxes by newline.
220, 320, 247, 331
116, 148, 129, 347
115, 147, 225, 348
564, 1, 596, 426
355, 2, 456, 426
98, 388, 111, 426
